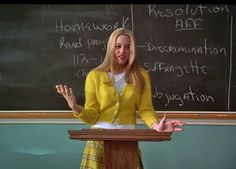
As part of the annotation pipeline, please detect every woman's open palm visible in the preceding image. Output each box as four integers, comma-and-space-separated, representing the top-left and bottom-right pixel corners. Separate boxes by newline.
56, 85, 77, 110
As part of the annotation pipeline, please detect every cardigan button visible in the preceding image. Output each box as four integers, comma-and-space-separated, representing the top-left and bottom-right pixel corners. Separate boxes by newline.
115, 102, 119, 107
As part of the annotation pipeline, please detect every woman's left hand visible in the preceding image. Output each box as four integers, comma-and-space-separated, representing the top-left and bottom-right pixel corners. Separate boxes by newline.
152, 114, 185, 132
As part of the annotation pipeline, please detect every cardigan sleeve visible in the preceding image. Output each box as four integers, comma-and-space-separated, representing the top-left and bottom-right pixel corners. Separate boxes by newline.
138, 70, 159, 128
74, 71, 99, 125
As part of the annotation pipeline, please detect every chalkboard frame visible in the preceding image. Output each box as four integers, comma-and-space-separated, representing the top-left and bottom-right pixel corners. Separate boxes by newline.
0, 111, 236, 120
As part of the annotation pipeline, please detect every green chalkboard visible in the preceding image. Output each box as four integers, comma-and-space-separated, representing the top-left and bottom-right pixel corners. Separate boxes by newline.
0, 4, 235, 112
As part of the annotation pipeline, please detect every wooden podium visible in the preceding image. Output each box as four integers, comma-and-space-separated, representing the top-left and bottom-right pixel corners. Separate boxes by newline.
68, 129, 172, 169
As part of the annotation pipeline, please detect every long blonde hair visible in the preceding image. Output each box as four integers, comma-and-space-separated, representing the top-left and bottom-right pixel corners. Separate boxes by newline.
94, 27, 145, 91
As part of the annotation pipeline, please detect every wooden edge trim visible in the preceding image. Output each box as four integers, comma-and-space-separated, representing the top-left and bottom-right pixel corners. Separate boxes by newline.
158, 113, 236, 119
0, 112, 236, 119
0, 112, 74, 119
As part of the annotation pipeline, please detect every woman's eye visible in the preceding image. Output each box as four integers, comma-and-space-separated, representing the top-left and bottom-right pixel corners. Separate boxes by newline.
115, 45, 130, 49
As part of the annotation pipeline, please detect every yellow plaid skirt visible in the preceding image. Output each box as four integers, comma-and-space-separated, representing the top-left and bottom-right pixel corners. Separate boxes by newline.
80, 140, 144, 169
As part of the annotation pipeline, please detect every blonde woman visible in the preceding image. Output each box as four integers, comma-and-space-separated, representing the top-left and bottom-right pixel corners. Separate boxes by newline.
56, 27, 184, 169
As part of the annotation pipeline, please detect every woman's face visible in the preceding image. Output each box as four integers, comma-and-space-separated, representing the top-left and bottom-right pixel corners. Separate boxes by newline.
114, 35, 131, 68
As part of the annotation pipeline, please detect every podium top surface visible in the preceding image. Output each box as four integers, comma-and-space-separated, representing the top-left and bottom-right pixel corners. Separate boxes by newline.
68, 129, 172, 142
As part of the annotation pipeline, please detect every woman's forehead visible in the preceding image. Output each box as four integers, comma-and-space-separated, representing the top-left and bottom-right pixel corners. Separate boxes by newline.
116, 35, 130, 44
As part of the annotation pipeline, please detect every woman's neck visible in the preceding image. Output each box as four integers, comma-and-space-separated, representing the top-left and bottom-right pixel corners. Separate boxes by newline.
113, 66, 126, 75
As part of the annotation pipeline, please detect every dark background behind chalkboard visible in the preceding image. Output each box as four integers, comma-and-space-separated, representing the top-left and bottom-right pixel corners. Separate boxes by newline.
0, 4, 235, 112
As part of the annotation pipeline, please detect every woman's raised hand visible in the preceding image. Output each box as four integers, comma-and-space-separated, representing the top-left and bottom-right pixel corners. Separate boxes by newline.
152, 114, 185, 132
55, 85, 79, 111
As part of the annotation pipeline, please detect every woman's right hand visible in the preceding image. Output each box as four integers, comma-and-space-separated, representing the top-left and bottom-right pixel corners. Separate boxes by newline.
55, 85, 80, 111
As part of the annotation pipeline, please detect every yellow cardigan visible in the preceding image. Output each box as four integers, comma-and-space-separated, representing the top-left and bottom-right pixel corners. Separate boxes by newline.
74, 68, 158, 128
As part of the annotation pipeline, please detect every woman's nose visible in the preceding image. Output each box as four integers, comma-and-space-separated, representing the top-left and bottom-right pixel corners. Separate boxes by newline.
120, 46, 126, 53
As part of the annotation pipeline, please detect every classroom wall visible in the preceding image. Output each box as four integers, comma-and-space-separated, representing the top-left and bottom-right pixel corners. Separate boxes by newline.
0, 123, 236, 169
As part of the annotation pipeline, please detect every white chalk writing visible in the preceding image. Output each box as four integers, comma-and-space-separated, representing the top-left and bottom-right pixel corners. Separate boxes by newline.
59, 36, 82, 50
55, 16, 130, 33
143, 59, 207, 77
153, 85, 215, 107
148, 4, 229, 18
138, 38, 227, 56
148, 4, 229, 31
